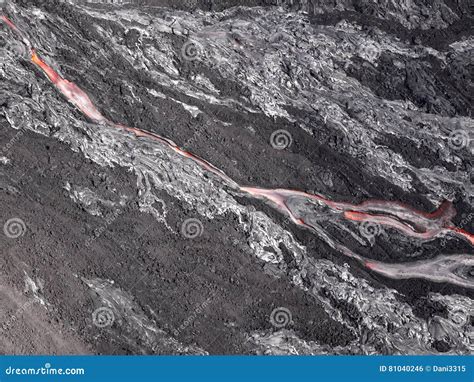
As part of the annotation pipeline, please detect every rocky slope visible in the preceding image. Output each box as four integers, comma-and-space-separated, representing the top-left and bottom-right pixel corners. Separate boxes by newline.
0, 0, 472, 355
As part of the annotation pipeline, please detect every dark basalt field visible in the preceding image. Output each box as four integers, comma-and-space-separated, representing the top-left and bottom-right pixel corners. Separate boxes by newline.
0, 0, 472, 355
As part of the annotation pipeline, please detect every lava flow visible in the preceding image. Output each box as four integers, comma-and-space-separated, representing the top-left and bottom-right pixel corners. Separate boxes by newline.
241, 187, 474, 246
1, 14, 472, 288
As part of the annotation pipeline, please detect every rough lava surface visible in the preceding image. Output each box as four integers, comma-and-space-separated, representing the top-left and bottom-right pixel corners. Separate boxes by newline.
0, 0, 473, 355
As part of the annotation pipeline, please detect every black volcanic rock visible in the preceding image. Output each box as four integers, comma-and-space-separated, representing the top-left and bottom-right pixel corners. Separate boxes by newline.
0, 0, 472, 355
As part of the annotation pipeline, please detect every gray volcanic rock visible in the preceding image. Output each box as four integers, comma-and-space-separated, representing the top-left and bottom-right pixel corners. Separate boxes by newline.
0, 0, 472, 355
